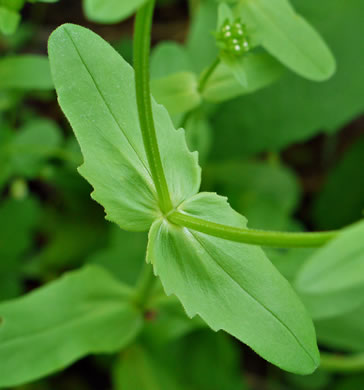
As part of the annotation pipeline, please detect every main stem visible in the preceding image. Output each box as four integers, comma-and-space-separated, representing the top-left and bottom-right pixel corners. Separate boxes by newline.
134, 0, 173, 214
134, 3, 340, 249
169, 211, 339, 248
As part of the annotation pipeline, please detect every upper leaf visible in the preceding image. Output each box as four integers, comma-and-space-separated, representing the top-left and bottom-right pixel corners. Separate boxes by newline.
0, 265, 142, 388
295, 220, 364, 319
48, 24, 200, 231
147, 192, 319, 374
83, 0, 147, 24
238, 0, 336, 81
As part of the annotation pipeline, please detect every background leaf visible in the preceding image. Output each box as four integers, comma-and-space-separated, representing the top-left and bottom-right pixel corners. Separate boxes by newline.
83, 0, 147, 24
313, 135, 364, 230
0, 265, 142, 388
210, 0, 364, 158
295, 220, 364, 319
0, 55, 53, 90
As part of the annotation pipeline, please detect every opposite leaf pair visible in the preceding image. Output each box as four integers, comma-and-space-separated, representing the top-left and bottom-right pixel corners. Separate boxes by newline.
47, 23, 319, 374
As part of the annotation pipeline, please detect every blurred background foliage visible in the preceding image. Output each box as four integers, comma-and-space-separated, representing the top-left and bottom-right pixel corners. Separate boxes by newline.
0, 0, 364, 389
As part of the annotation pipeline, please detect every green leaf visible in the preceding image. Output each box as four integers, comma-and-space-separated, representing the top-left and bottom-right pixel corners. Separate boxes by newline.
313, 135, 364, 230
0, 7, 20, 35
238, 0, 336, 81
151, 72, 201, 115
211, 0, 364, 158
315, 304, 364, 352
205, 160, 301, 230
203, 52, 283, 102
0, 55, 53, 90
147, 192, 319, 374
142, 296, 205, 348
150, 42, 194, 79
83, 0, 147, 24
48, 24, 200, 231
0, 265, 142, 388
0, 197, 40, 300
89, 227, 147, 287
187, 0, 218, 73
184, 113, 212, 165
295, 220, 364, 320
8, 118, 62, 177
113, 345, 183, 390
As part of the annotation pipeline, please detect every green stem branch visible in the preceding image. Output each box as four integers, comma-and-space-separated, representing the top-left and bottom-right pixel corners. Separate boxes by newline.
198, 57, 221, 93
169, 211, 339, 248
320, 352, 364, 373
134, 0, 173, 214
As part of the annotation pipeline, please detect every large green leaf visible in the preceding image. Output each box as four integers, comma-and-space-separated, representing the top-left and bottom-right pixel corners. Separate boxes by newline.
0, 55, 53, 90
147, 192, 319, 374
48, 24, 200, 231
313, 135, 364, 230
83, 0, 147, 24
211, 0, 364, 158
0, 265, 142, 388
295, 220, 364, 320
237, 0, 335, 81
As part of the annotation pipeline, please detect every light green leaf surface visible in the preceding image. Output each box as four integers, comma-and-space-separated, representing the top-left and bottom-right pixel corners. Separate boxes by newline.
151, 72, 201, 115
295, 220, 364, 320
0, 265, 142, 388
83, 0, 147, 24
48, 24, 200, 231
147, 192, 319, 374
0, 55, 53, 90
238, 0, 335, 81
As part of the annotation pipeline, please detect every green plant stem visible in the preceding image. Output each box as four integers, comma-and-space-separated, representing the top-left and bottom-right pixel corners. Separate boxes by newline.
320, 352, 364, 373
134, 0, 173, 214
168, 211, 339, 248
198, 57, 221, 93
133, 262, 156, 310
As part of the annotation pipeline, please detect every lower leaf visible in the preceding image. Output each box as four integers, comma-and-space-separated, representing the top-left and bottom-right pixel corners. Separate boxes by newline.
147, 192, 319, 374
